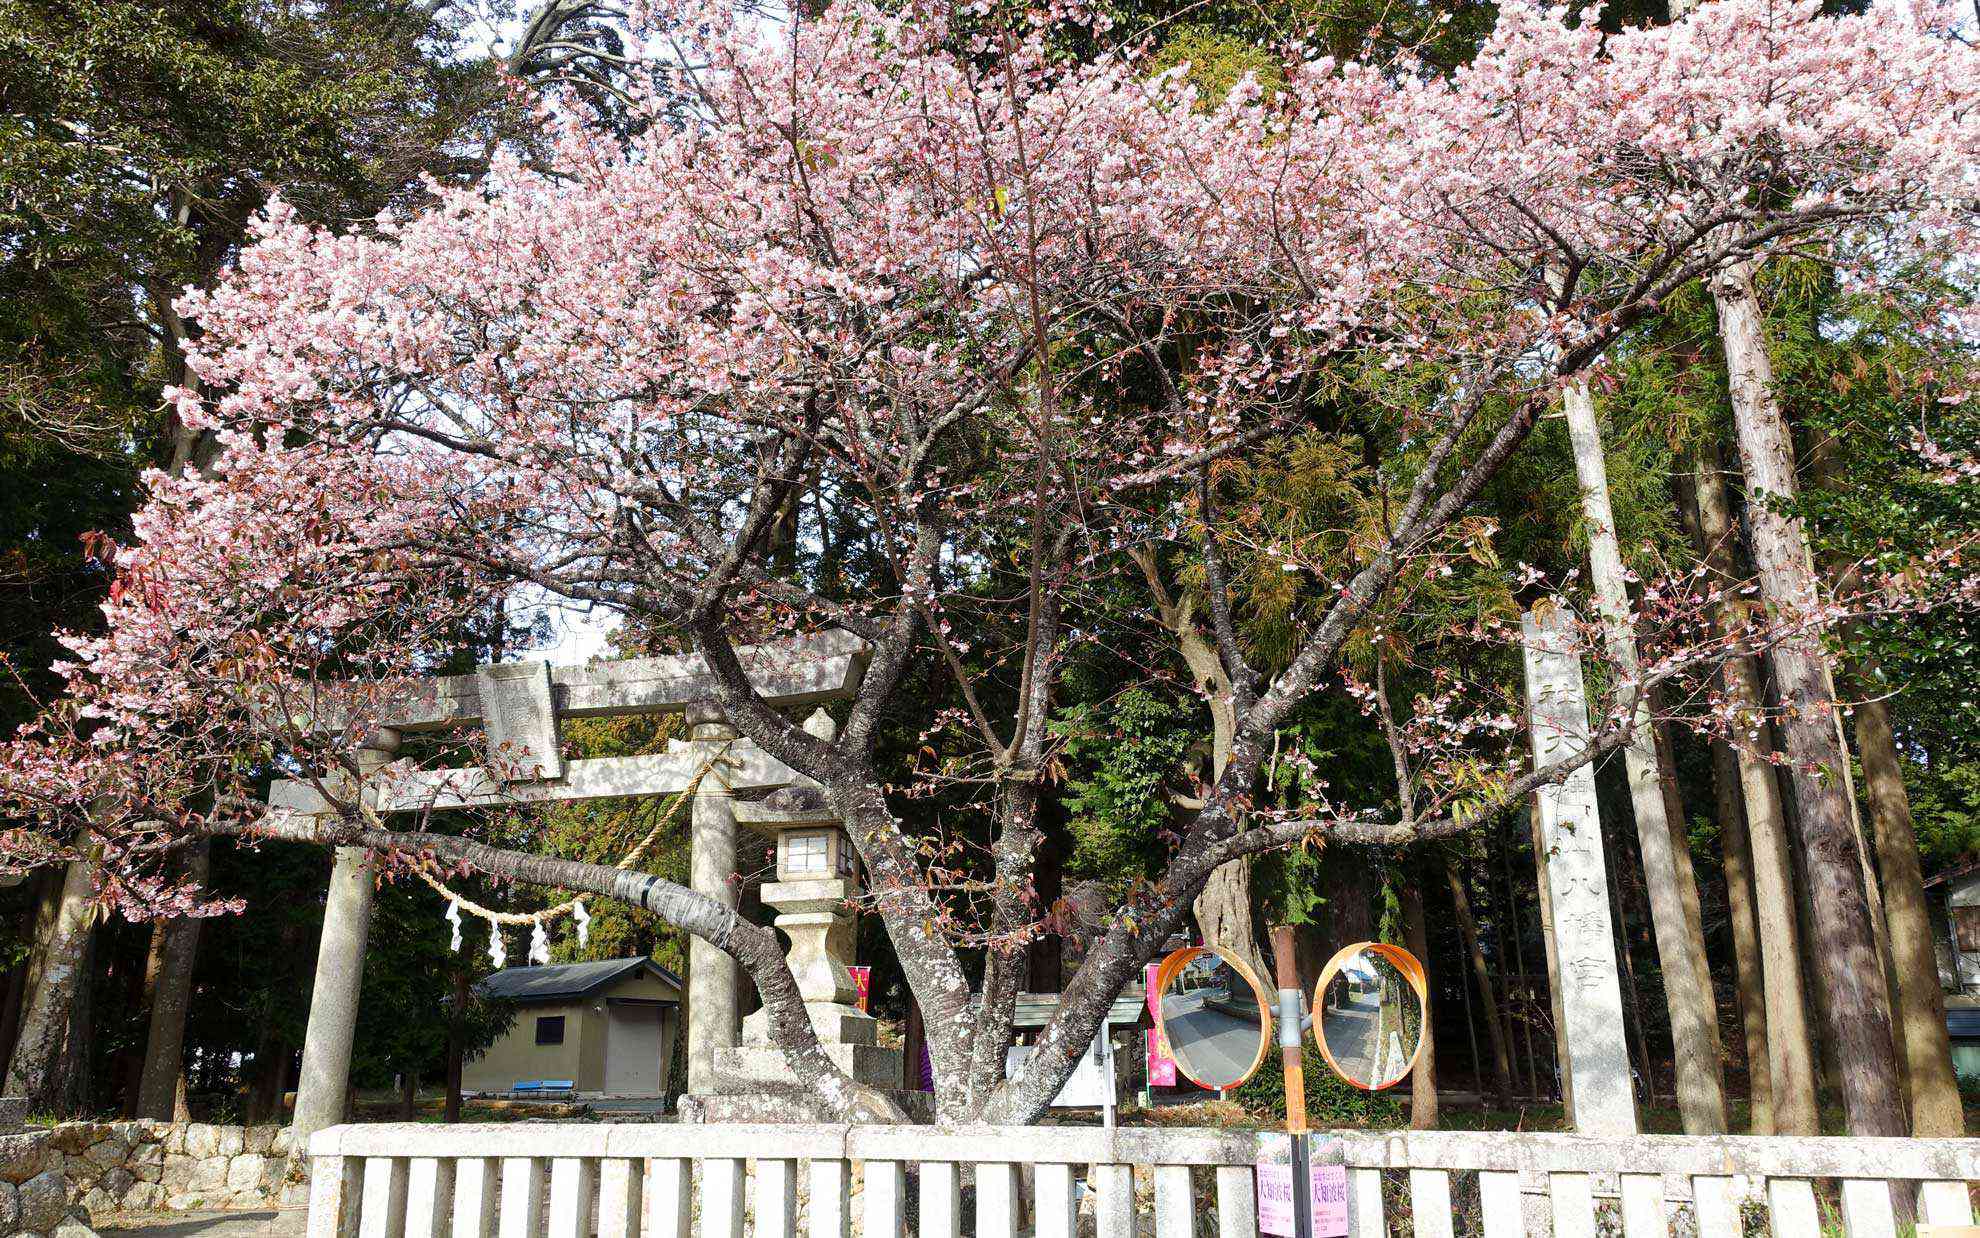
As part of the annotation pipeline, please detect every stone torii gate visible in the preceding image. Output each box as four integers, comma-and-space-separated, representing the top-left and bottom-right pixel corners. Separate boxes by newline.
265, 631, 869, 1141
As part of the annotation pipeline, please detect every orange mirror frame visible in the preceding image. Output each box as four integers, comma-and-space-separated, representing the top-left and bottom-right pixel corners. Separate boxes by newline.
1151, 944, 1275, 1092
1310, 941, 1429, 1091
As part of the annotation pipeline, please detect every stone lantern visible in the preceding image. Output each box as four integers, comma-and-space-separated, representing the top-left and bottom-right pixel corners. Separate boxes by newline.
705, 712, 906, 1104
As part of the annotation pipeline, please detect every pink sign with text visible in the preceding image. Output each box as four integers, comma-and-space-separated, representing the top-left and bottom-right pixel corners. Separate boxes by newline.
1256, 1163, 1349, 1237
1143, 963, 1179, 1088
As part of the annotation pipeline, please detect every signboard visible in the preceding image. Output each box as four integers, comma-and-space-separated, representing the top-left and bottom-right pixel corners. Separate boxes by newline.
1006, 1031, 1116, 1109
849, 965, 871, 1013
1256, 1163, 1349, 1237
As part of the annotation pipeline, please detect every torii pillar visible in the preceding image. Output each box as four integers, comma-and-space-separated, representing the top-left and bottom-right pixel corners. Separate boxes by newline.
293, 728, 400, 1143
685, 702, 741, 1097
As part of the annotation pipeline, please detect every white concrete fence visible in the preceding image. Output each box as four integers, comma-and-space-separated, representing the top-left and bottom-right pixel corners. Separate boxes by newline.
305, 1122, 1980, 1237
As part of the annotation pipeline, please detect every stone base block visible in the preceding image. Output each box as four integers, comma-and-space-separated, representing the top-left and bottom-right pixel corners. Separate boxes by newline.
713, 1042, 904, 1092
740, 1002, 878, 1048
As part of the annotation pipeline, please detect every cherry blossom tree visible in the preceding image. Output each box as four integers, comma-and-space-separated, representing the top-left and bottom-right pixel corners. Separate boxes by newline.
2, 0, 1974, 1124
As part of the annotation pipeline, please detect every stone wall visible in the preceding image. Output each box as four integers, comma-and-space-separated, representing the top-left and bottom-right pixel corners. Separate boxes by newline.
0, 1120, 295, 1229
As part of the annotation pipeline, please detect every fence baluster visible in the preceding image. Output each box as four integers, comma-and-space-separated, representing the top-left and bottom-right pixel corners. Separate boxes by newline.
1094, 1163, 1134, 1238
1410, 1168, 1456, 1238
450, 1158, 498, 1238
1839, 1178, 1898, 1238
702, 1158, 746, 1238
1213, 1165, 1256, 1238
547, 1157, 595, 1238
360, 1157, 409, 1238
861, 1159, 906, 1238
596, 1159, 640, 1238
1920, 1179, 1976, 1227
1619, 1172, 1667, 1237
1766, 1177, 1822, 1238
308, 1153, 363, 1238
1479, 1169, 1522, 1236
643, 1158, 691, 1238
1692, 1174, 1739, 1235
808, 1157, 851, 1238
1035, 1163, 1077, 1238
976, 1162, 1020, 1238
1152, 1165, 1193, 1238
919, 1160, 961, 1238
1348, 1167, 1384, 1238
404, 1157, 453, 1238
754, 1158, 797, 1238
496, 1159, 542, 1238
1549, 1171, 1596, 1238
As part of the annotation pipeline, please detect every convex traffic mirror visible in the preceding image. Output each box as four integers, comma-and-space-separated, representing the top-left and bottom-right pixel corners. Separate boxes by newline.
1152, 945, 1273, 1091
1313, 942, 1428, 1090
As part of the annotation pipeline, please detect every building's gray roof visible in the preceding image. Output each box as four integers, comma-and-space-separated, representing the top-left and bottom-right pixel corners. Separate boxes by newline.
1012, 987, 1149, 1030
477, 957, 682, 1005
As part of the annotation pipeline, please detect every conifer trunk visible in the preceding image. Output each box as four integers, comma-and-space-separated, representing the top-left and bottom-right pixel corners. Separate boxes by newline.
1562, 377, 1726, 1131
1852, 678, 1963, 1135
1402, 873, 1438, 1129
1443, 860, 1513, 1108
135, 842, 210, 1120
1713, 739, 1775, 1132
1713, 258, 1906, 1136
1683, 444, 1821, 1132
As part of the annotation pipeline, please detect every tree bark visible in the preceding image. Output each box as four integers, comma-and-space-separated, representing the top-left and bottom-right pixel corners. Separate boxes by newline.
1714, 258, 1906, 1136
135, 841, 211, 1120
1562, 377, 1726, 1132
1852, 676, 1964, 1135
1682, 443, 1821, 1133
1713, 738, 1775, 1132
4, 855, 95, 1110
1131, 549, 1267, 980
1401, 871, 1438, 1129
1442, 859, 1513, 1108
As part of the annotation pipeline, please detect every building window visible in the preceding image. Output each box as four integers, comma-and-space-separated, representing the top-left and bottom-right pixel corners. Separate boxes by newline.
535, 1015, 566, 1046
1955, 907, 1980, 953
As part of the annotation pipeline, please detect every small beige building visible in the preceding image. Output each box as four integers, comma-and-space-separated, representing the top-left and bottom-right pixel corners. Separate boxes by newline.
465, 957, 683, 1098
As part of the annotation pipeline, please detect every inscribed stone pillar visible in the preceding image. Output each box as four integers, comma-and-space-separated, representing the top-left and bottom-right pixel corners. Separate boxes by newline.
1520, 604, 1638, 1135
686, 705, 741, 1097
293, 728, 399, 1142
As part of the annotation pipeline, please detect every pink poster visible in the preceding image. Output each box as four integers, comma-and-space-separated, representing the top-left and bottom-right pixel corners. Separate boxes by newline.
1256, 1164, 1350, 1237
849, 965, 871, 1013
1144, 963, 1178, 1087
1146, 1029, 1177, 1087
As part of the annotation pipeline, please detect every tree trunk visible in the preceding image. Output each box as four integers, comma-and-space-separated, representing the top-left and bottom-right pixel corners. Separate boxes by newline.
1682, 442, 1821, 1133
4, 856, 95, 1110
1852, 677, 1964, 1135
1401, 872, 1438, 1129
1442, 860, 1513, 1108
398, 1069, 417, 1119
1183, 639, 1264, 979
1606, 813, 1658, 1110
1714, 258, 1906, 1136
1531, 799, 1572, 1114
1563, 377, 1726, 1132
135, 841, 211, 1120
447, 968, 467, 1123
1713, 738, 1775, 1133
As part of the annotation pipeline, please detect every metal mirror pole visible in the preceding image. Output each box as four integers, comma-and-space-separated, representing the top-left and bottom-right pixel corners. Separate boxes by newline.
1271, 926, 1314, 1238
